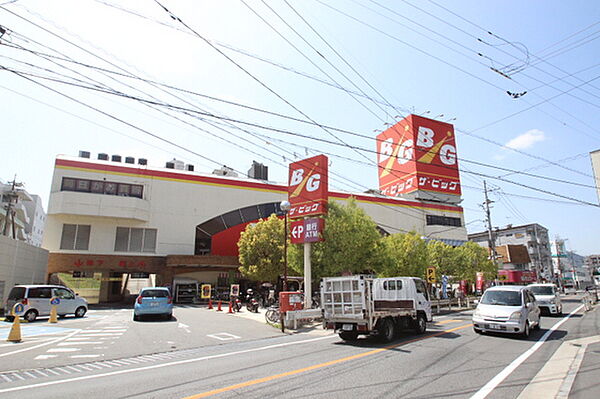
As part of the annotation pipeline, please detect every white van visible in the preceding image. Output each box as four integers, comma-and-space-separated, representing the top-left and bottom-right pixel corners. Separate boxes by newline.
4, 285, 88, 322
529, 283, 562, 316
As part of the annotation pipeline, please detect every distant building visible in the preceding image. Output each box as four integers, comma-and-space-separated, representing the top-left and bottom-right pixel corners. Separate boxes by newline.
495, 244, 531, 270
0, 180, 48, 304
585, 254, 600, 272
1, 180, 46, 245
552, 238, 592, 289
468, 223, 553, 280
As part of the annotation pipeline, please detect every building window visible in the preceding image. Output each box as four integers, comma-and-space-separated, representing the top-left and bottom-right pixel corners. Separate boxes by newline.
61, 177, 143, 199
426, 215, 462, 227
114, 227, 157, 253
60, 224, 91, 250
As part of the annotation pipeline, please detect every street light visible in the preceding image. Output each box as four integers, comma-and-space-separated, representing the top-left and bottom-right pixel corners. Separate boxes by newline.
280, 200, 291, 292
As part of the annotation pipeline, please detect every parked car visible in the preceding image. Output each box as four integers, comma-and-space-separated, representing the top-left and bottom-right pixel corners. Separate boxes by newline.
4, 285, 88, 322
528, 283, 562, 316
563, 284, 577, 295
134, 287, 173, 321
472, 285, 541, 338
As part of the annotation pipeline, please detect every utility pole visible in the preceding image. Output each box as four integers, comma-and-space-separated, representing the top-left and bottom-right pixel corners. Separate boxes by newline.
2, 177, 21, 239
483, 181, 498, 266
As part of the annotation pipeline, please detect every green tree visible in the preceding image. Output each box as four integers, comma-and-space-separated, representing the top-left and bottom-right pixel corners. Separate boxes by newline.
427, 240, 456, 277
379, 232, 429, 278
238, 214, 285, 282
288, 199, 384, 280
453, 241, 496, 281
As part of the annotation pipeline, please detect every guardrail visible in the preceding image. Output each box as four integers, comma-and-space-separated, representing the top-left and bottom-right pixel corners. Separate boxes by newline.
430, 296, 479, 314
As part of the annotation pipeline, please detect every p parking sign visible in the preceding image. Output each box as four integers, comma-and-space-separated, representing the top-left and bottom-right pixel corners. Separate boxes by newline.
426, 267, 437, 284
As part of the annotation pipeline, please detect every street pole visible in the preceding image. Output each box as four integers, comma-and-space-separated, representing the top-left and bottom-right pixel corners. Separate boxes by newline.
304, 241, 311, 309
483, 181, 498, 266
279, 200, 291, 292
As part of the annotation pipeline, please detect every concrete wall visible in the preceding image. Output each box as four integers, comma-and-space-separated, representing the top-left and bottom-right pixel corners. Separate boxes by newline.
0, 235, 49, 305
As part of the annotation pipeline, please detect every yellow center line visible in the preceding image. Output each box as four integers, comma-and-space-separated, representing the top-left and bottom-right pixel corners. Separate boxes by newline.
434, 319, 462, 325
182, 323, 473, 399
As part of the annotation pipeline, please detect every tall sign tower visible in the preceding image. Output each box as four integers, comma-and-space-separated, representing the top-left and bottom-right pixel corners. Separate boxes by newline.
376, 114, 461, 204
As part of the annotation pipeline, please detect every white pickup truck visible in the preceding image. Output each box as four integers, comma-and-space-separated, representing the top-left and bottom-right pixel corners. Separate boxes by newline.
321, 275, 432, 342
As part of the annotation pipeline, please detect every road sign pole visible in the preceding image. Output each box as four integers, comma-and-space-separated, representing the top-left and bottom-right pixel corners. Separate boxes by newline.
304, 242, 312, 309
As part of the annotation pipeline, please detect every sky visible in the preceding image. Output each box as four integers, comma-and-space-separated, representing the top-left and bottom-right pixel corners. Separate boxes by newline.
1, 0, 599, 255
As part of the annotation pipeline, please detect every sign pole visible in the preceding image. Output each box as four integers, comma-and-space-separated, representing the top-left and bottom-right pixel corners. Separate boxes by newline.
304, 242, 312, 309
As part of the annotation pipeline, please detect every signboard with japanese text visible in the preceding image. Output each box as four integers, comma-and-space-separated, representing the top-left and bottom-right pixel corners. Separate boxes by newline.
376, 114, 461, 198
290, 218, 325, 244
288, 155, 328, 219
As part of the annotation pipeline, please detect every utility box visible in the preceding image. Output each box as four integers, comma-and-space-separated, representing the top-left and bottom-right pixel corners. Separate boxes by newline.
279, 291, 304, 312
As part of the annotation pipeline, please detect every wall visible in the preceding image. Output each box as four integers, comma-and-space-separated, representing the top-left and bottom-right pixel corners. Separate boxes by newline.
0, 235, 49, 305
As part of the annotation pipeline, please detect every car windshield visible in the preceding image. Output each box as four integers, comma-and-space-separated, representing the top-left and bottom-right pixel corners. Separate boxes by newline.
481, 290, 522, 306
529, 286, 554, 295
141, 289, 169, 298
8, 287, 26, 300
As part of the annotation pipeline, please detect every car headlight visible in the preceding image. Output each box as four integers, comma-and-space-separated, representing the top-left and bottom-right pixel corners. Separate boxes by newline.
509, 311, 522, 320
549, 298, 556, 304
473, 309, 482, 318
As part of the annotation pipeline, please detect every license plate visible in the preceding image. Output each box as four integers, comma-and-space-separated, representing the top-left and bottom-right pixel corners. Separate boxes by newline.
487, 324, 501, 330
342, 324, 354, 331
150, 302, 159, 307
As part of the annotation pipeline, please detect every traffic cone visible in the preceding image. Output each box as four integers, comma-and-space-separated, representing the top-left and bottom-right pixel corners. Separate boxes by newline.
208, 299, 213, 310
7, 313, 21, 343
49, 305, 58, 323
216, 300, 222, 311
228, 301, 233, 313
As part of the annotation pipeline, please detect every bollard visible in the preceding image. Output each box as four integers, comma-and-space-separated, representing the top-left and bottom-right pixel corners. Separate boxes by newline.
49, 305, 58, 323
216, 300, 222, 311
227, 301, 233, 314
208, 299, 213, 310
7, 304, 23, 343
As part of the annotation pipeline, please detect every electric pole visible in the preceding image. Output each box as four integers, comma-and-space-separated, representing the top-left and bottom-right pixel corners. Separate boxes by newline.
483, 181, 498, 266
2, 176, 22, 239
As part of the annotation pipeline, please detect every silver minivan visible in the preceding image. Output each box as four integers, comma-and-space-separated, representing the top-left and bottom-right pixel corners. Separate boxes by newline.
4, 285, 88, 322
472, 285, 541, 338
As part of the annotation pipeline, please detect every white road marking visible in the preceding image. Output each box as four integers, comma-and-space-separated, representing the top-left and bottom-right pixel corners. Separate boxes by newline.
58, 341, 102, 346
74, 333, 123, 337
471, 304, 584, 399
0, 335, 336, 394
34, 355, 57, 360
47, 348, 81, 353
177, 323, 191, 333
70, 354, 101, 359
207, 332, 241, 341
0, 329, 81, 358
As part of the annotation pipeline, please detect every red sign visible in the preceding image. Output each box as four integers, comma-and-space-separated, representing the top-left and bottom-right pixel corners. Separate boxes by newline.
498, 270, 537, 284
376, 114, 461, 197
288, 155, 328, 218
476, 272, 485, 292
290, 218, 325, 244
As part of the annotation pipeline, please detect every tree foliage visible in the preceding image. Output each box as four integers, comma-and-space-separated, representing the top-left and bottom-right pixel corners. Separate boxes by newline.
427, 240, 456, 276
238, 214, 284, 282
288, 199, 383, 280
378, 231, 429, 278
452, 241, 497, 281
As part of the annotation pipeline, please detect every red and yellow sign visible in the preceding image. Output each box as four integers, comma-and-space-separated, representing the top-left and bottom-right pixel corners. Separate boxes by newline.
376, 114, 461, 197
288, 155, 328, 219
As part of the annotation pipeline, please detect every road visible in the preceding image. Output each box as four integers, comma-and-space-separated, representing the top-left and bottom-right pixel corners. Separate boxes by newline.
0, 294, 597, 398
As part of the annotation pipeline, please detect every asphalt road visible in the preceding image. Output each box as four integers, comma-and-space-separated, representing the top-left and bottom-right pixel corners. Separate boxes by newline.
0, 294, 597, 399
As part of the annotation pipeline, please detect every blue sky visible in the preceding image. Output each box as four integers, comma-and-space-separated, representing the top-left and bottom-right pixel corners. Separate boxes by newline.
1, 0, 599, 254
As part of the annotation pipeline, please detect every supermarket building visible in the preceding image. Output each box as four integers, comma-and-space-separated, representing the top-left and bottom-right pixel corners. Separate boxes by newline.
44, 152, 467, 303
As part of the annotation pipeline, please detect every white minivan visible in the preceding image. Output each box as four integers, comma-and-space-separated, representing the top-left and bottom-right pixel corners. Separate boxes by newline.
529, 283, 562, 316
4, 285, 88, 322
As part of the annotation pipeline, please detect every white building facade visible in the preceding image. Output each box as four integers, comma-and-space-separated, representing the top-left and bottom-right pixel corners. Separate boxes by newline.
44, 153, 467, 302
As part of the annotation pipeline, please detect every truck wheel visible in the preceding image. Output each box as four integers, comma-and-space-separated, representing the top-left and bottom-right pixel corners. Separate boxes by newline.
378, 318, 395, 343
339, 331, 358, 341
414, 313, 427, 334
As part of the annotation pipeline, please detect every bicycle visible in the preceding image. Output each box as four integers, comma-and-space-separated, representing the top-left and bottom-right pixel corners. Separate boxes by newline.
265, 306, 281, 325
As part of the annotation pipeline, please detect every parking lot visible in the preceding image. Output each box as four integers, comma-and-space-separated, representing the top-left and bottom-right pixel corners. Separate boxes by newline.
0, 304, 306, 372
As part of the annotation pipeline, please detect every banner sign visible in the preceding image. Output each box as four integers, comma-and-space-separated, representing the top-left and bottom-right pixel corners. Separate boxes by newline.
288, 155, 328, 219
376, 114, 461, 197
290, 218, 325, 244
201, 284, 211, 299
